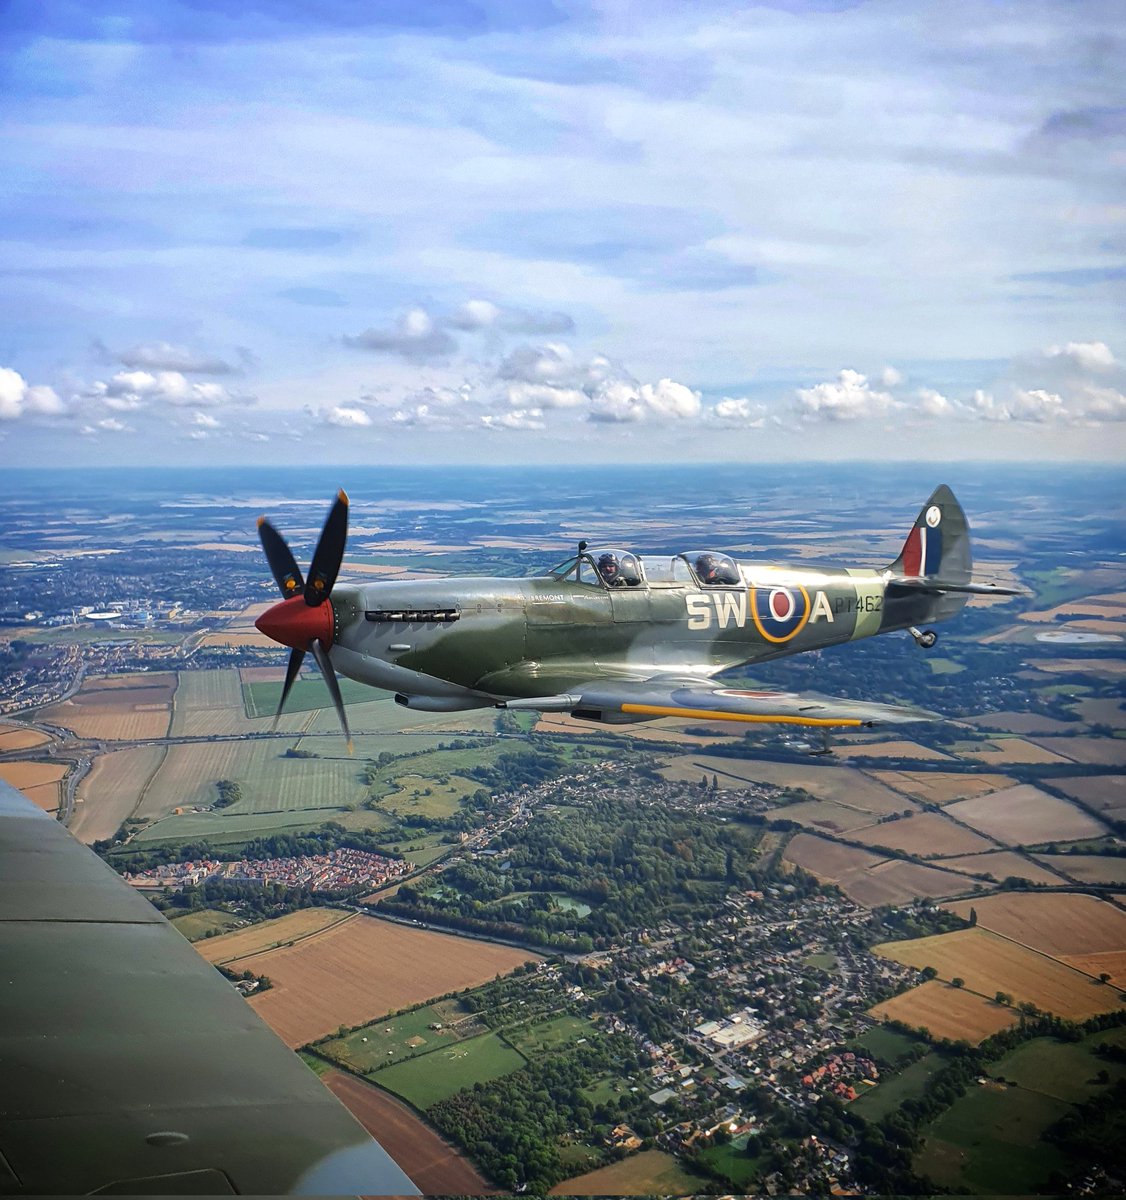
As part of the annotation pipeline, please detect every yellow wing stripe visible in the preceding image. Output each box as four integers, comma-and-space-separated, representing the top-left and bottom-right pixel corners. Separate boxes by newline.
620, 703, 863, 727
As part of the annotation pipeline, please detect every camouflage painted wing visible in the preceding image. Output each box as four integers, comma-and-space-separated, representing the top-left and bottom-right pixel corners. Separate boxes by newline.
503, 678, 939, 727
0, 781, 417, 1197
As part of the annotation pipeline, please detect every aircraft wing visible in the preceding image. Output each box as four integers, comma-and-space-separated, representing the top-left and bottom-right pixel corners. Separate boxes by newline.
503, 679, 939, 727
0, 781, 418, 1197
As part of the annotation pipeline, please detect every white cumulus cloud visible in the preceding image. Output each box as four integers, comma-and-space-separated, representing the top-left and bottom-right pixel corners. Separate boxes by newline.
343, 308, 457, 360
481, 408, 545, 431
796, 370, 894, 422
322, 405, 373, 428
712, 397, 766, 426
0, 367, 65, 420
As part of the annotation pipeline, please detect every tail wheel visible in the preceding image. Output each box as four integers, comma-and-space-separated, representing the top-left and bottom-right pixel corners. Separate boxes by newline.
919, 630, 937, 649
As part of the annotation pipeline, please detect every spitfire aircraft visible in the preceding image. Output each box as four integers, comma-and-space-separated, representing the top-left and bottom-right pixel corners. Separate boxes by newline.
254, 484, 1021, 744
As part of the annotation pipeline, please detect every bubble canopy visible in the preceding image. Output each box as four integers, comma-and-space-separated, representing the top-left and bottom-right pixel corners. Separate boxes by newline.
547, 548, 743, 588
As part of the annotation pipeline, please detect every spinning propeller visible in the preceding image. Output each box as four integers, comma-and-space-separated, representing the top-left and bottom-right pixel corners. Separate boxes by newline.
255, 490, 352, 751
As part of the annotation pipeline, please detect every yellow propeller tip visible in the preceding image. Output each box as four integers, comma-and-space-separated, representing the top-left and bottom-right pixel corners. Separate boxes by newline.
256, 515, 267, 527
346, 739, 354, 755
337, 488, 349, 505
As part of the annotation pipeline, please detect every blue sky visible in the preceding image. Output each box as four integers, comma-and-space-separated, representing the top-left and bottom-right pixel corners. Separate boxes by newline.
2, 0, 1124, 464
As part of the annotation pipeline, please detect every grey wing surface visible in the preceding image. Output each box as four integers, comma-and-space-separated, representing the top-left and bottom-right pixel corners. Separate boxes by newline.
502, 676, 939, 726
0, 781, 418, 1197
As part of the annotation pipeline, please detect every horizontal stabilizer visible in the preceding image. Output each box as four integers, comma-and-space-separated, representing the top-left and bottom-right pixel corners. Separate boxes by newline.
888, 576, 1025, 597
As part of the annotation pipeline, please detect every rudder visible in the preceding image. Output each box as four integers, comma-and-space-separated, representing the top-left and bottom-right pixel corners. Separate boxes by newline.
888, 484, 971, 584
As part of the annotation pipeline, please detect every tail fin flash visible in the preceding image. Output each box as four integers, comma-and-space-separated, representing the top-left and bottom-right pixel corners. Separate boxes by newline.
889, 485, 971, 583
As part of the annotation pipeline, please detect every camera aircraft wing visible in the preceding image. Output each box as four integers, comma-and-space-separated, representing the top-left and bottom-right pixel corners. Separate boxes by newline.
0, 781, 417, 1197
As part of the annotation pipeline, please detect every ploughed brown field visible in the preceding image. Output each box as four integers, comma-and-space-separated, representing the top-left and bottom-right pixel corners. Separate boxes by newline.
939, 850, 1069, 886
1030, 736, 1126, 768
321, 1070, 494, 1194
1062, 950, 1126, 987
783, 832, 885, 880
874, 927, 1122, 1019
944, 784, 1107, 845
1033, 854, 1126, 886
868, 979, 1018, 1044
867, 769, 1014, 806
849, 812, 994, 858
841, 860, 982, 908
1051, 774, 1126, 821
944, 892, 1126, 959
227, 915, 541, 1047
963, 711, 1085, 734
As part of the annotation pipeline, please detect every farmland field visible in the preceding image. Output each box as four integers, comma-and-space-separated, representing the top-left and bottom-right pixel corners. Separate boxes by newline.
964, 710, 1088, 734
915, 1085, 1068, 1193
319, 1003, 484, 1073
769, 798, 880, 833
37, 673, 175, 739
1051, 774, 1126, 821
849, 812, 994, 857
1034, 853, 1126, 885
849, 1051, 950, 1121
549, 1148, 707, 1196
1063, 950, 1126, 985
830, 740, 953, 761
170, 908, 247, 941
375, 774, 479, 820
960, 737, 1074, 766
945, 784, 1108, 845
1031, 736, 1126, 767
661, 754, 913, 815
195, 908, 351, 964
221, 915, 540, 1047
372, 1031, 526, 1109
782, 832, 886, 881
842, 860, 982, 908
867, 980, 1018, 1043
71, 745, 165, 842
0, 760, 67, 812
321, 1070, 491, 1194
170, 668, 308, 737
997, 1030, 1126, 1103
939, 850, 1068, 885
867, 770, 1014, 806
873, 927, 1123, 1019
849, 1025, 927, 1067
504, 1014, 596, 1056
944, 892, 1126, 958
0, 723, 50, 751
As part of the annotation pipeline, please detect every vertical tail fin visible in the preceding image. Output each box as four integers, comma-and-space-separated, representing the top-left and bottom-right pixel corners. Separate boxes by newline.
888, 484, 971, 583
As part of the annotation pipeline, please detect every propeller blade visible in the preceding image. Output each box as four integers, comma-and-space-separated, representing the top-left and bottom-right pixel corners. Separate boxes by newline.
312, 638, 352, 753
305, 489, 349, 606
272, 647, 306, 730
257, 517, 304, 598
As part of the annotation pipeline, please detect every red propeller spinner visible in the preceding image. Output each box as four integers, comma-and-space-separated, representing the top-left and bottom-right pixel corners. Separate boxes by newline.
255, 594, 334, 650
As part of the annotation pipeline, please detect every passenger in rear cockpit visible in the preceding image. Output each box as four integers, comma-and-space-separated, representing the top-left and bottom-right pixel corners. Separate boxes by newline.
695, 553, 740, 586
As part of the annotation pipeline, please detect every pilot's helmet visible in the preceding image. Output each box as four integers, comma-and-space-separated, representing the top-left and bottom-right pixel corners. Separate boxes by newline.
696, 553, 719, 580
597, 552, 620, 578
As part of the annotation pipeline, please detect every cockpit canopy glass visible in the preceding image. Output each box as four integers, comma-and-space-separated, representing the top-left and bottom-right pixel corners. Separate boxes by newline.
548, 548, 642, 587
688, 551, 741, 586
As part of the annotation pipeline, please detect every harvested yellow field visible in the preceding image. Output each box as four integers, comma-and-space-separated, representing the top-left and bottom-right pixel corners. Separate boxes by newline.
771, 798, 883, 834
1038, 658, 1126, 680
850, 812, 994, 858
874, 927, 1122, 1018
195, 908, 351, 965
1019, 600, 1126, 623
960, 737, 1074, 766
1063, 951, 1126, 987
198, 630, 275, 648
868, 979, 1018, 1043
963, 711, 1083, 735
945, 784, 1107, 845
37, 676, 174, 740
939, 851, 1069, 886
89, 672, 177, 690
0, 761, 67, 791
70, 745, 165, 843
241, 915, 541, 1047
946, 892, 1126, 957
831, 740, 953, 761
0, 724, 51, 751
868, 770, 1014, 805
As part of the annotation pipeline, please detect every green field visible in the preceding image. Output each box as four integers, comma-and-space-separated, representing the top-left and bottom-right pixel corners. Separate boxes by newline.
320, 1003, 479, 1072
993, 1030, 1126, 1103
580, 1073, 632, 1108
803, 951, 837, 970
850, 1025, 927, 1067
243, 676, 380, 717
927, 657, 966, 675
373, 1031, 527, 1109
850, 1051, 949, 1121
915, 1085, 1069, 1193
397, 839, 454, 867
298, 1051, 333, 1077
375, 773, 480, 820
169, 908, 247, 941
503, 1014, 595, 1056
699, 1138, 762, 1188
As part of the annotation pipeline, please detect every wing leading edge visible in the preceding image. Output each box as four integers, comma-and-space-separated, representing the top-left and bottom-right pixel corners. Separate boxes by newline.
502, 679, 938, 727
0, 781, 418, 1197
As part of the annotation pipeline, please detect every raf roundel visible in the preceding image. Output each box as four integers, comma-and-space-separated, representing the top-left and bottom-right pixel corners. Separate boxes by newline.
925, 505, 942, 528
751, 584, 811, 643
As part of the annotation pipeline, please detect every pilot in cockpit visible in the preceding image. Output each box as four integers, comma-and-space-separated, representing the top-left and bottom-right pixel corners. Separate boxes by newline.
597, 552, 625, 587
695, 553, 740, 586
